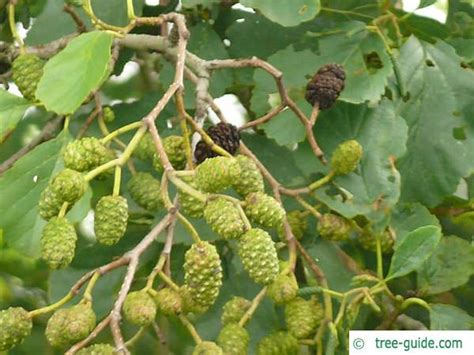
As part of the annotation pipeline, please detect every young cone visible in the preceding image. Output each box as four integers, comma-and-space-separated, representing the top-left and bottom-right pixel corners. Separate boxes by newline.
127, 172, 163, 211
45, 303, 96, 348
195, 156, 241, 193
153, 135, 187, 171
177, 175, 206, 218
204, 197, 246, 240
63, 137, 115, 172
284, 297, 323, 339
0, 307, 32, 351
153, 288, 183, 316
267, 272, 298, 304
76, 343, 115, 355
11, 54, 44, 101
94, 195, 128, 245
238, 228, 279, 285
221, 296, 252, 325
256, 331, 299, 355
244, 192, 285, 229
41, 217, 77, 269
184, 241, 223, 308
318, 213, 352, 241
123, 290, 156, 326
232, 155, 264, 197
330, 140, 363, 175
192, 341, 223, 355
217, 323, 249, 355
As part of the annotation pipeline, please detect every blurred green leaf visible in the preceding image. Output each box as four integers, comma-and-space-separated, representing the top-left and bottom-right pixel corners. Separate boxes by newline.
182, 0, 219, 7
386, 225, 441, 280
418, 236, 474, 295
0, 90, 31, 143
314, 100, 407, 221
419, 0, 437, 8
430, 304, 474, 330
0, 131, 71, 257
36, 31, 113, 115
391, 203, 440, 247
396, 36, 474, 207
241, 0, 321, 27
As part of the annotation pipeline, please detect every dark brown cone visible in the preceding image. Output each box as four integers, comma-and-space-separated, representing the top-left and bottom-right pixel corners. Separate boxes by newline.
305, 64, 345, 110
194, 123, 240, 164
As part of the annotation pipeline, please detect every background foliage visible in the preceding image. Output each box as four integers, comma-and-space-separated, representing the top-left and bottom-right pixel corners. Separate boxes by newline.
0, 0, 473, 354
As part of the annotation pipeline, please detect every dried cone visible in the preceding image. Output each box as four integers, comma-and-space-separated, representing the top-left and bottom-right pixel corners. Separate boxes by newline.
195, 156, 241, 193
184, 241, 223, 308
45, 303, 96, 348
153, 288, 183, 316
244, 192, 285, 229
204, 197, 246, 240
238, 228, 279, 285
221, 296, 251, 325
305, 63, 345, 110
76, 343, 115, 355
0, 307, 32, 351
194, 122, 240, 164
330, 140, 363, 175
318, 213, 352, 241
94, 195, 128, 246
63, 137, 115, 172
127, 172, 163, 211
11, 53, 44, 101
123, 290, 157, 326
153, 135, 187, 171
41, 217, 77, 269
192, 341, 223, 355
217, 323, 249, 355
284, 297, 323, 339
38, 169, 87, 220
232, 155, 264, 197
256, 331, 299, 355
177, 175, 206, 218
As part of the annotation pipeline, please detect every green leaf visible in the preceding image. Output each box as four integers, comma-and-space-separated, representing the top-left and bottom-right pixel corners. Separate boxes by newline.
386, 225, 441, 281
313, 100, 407, 221
396, 36, 474, 207
391, 203, 440, 247
417, 236, 474, 295
36, 31, 113, 115
241, 0, 321, 27
419, 0, 437, 8
0, 90, 31, 143
0, 131, 71, 257
430, 304, 474, 330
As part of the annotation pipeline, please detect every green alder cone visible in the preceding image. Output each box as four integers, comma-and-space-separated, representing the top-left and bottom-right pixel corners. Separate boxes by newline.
358, 230, 394, 253
195, 156, 241, 193
330, 140, 363, 175
278, 210, 308, 240
41, 217, 77, 269
192, 341, 223, 355
123, 290, 157, 326
153, 288, 183, 316
284, 297, 323, 339
256, 331, 299, 355
127, 172, 163, 211
204, 197, 246, 240
217, 323, 249, 355
152, 135, 187, 172
238, 228, 279, 285
38, 169, 87, 220
11, 53, 44, 101
63, 137, 115, 172
180, 285, 209, 315
177, 175, 205, 218
102, 106, 115, 123
266, 272, 298, 304
244, 192, 285, 229
0, 307, 32, 351
134, 133, 155, 161
76, 343, 115, 355
94, 195, 128, 246
46, 303, 96, 348
232, 155, 264, 197
221, 296, 251, 325
184, 241, 223, 308
317, 213, 352, 241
